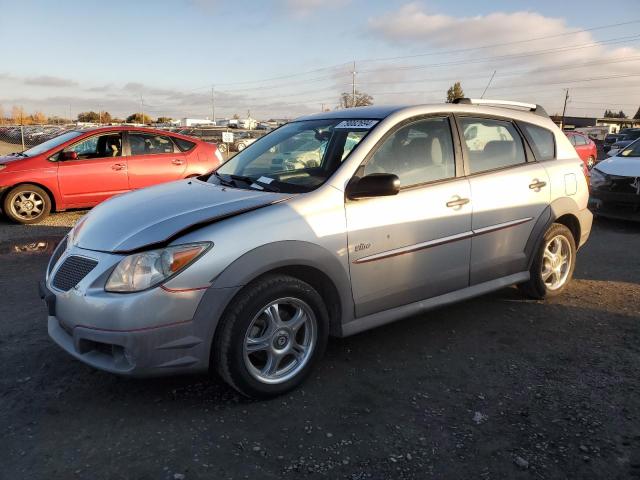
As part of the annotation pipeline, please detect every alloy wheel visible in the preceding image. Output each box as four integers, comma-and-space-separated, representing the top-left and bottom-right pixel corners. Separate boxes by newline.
243, 297, 317, 385
10, 191, 45, 221
541, 235, 572, 291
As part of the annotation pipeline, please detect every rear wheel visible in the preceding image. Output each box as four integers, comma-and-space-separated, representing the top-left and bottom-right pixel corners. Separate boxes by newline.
3, 184, 51, 224
214, 274, 329, 398
237, 142, 247, 151
217, 143, 227, 153
587, 155, 596, 169
519, 223, 576, 299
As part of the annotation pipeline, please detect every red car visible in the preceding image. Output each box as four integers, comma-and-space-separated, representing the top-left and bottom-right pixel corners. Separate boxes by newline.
565, 131, 597, 170
0, 127, 223, 223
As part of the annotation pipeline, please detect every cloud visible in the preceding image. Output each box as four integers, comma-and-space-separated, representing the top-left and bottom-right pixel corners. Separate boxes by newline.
23, 75, 78, 88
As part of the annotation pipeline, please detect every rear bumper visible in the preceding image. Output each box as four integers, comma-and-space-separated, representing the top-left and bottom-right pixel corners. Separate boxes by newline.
575, 207, 593, 249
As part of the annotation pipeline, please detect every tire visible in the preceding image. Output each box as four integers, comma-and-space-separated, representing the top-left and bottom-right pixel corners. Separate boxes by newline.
217, 143, 227, 153
3, 184, 52, 224
587, 156, 595, 169
214, 274, 329, 398
237, 142, 246, 151
518, 223, 576, 299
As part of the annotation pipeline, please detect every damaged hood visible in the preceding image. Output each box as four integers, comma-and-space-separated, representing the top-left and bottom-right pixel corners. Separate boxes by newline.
596, 156, 640, 177
73, 179, 290, 252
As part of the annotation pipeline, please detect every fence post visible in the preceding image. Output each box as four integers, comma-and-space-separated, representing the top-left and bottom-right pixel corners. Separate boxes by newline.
20, 125, 25, 151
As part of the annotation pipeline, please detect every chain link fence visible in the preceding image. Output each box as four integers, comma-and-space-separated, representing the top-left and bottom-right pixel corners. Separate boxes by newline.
0, 123, 268, 157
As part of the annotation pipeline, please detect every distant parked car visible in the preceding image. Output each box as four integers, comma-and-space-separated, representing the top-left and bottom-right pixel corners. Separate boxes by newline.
565, 131, 598, 169
606, 128, 640, 157
590, 138, 640, 221
0, 127, 223, 224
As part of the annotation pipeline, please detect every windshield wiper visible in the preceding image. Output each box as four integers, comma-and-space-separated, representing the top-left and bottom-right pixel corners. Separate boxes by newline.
213, 171, 236, 187
10, 152, 27, 157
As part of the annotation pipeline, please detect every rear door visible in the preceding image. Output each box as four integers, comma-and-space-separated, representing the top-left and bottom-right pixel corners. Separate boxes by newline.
456, 115, 550, 285
126, 132, 188, 189
57, 132, 129, 206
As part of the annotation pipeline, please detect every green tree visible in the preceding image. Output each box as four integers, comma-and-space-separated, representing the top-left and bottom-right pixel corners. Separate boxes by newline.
604, 109, 626, 119
126, 113, 153, 124
156, 116, 172, 123
446, 82, 464, 103
339, 90, 374, 108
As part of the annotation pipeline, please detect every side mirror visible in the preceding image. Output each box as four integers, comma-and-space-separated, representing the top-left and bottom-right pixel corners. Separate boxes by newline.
346, 173, 400, 199
61, 151, 78, 160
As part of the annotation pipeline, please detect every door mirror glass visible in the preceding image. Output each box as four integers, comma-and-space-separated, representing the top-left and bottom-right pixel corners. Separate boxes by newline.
347, 173, 400, 199
61, 151, 78, 160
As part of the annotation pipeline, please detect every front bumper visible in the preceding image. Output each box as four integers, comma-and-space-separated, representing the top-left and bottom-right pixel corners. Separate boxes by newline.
42, 244, 240, 377
590, 187, 640, 222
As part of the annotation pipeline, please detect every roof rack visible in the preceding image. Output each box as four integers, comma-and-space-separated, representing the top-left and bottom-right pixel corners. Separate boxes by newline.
452, 98, 549, 118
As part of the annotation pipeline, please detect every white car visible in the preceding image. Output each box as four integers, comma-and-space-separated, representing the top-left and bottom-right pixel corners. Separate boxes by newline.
590, 138, 640, 221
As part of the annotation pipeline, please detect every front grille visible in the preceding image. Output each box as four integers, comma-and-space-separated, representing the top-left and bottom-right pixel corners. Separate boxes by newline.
52, 255, 98, 292
609, 177, 640, 195
48, 236, 68, 274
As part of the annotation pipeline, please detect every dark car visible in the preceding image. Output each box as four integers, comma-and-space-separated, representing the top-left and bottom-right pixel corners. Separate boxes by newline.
607, 128, 640, 156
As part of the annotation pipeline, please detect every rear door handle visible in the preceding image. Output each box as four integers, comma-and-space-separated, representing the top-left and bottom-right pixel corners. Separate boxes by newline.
446, 196, 470, 208
111, 163, 126, 171
529, 180, 547, 190
172, 159, 184, 166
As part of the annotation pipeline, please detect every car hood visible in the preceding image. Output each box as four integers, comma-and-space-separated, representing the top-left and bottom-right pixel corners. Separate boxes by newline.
595, 156, 640, 177
73, 179, 291, 253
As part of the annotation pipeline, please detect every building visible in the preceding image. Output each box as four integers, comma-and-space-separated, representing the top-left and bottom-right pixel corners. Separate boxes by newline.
551, 115, 640, 134
173, 118, 215, 127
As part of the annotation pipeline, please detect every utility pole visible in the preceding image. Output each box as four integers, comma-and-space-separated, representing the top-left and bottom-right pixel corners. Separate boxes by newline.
561, 89, 569, 129
351, 61, 357, 108
68, 104, 72, 123
321, 103, 325, 112
211, 86, 215, 124
140, 95, 145, 125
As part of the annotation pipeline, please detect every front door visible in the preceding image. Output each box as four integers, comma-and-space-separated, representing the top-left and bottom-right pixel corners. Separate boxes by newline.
346, 116, 472, 318
457, 116, 551, 285
57, 132, 129, 207
126, 132, 187, 189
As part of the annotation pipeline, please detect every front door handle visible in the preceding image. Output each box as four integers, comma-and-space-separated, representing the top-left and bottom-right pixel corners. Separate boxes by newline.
111, 163, 126, 171
172, 159, 184, 166
529, 179, 547, 190
446, 196, 470, 209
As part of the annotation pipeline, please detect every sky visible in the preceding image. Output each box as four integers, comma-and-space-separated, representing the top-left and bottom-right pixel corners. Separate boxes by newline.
0, 0, 639, 121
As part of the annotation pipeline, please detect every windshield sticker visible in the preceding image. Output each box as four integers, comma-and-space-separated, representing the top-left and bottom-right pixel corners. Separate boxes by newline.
257, 176, 275, 184
335, 120, 378, 130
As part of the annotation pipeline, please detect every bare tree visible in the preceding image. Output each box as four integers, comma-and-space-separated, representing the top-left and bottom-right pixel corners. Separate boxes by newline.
339, 90, 374, 109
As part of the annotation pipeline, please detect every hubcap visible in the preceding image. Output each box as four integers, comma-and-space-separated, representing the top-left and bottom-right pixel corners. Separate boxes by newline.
243, 297, 317, 384
541, 235, 572, 290
10, 191, 45, 220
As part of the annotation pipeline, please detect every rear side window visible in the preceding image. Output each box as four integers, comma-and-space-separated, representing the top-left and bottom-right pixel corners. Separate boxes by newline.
459, 117, 526, 174
129, 133, 175, 155
575, 135, 587, 146
520, 123, 555, 161
174, 137, 196, 151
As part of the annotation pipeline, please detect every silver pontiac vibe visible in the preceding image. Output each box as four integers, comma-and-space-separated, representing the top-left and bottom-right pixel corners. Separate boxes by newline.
41, 99, 592, 398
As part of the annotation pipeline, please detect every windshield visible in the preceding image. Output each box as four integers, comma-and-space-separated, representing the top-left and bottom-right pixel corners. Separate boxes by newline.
22, 130, 84, 157
620, 138, 640, 158
210, 119, 373, 193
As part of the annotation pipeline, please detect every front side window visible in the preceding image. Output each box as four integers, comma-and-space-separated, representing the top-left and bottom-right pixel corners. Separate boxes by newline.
620, 138, 640, 157
574, 134, 588, 146
460, 117, 526, 174
520, 122, 555, 161
364, 117, 455, 187
129, 133, 175, 155
64, 133, 122, 159
211, 119, 371, 193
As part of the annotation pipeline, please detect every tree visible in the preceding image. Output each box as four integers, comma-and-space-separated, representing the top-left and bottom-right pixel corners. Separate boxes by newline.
125, 113, 153, 124
339, 90, 374, 108
604, 109, 626, 119
446, 82, 464, 103
634, 106, 640, 120
31, 111, 46, 124
156, 116, 172, 123
0, 104, 4, 125
232, 113, 240, 119
11, 106, 25, 124
77, 111, 113, 123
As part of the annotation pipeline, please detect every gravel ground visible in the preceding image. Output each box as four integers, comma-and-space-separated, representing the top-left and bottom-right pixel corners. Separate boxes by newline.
0, 213, 639, 480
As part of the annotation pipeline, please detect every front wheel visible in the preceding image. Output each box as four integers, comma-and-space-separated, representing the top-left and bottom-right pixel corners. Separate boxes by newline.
3, 184, 52, 224
587, 156, 596, 169
519, 223, 576, 299
213, 275, 329, 398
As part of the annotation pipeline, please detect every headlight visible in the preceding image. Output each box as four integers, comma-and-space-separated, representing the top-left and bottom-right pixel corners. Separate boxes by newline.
589, 168, 608, 188
105, 242, 211, 293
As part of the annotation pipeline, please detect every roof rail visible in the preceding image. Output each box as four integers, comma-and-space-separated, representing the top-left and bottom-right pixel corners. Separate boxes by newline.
453, 98, 549, 118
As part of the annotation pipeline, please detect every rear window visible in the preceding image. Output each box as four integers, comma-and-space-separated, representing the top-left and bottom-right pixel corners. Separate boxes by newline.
173, 137, 196, 152
519, 122, 555, 161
